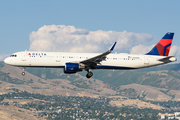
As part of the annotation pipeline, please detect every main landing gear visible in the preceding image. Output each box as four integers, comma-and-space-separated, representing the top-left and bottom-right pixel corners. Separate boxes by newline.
21, 67, 26, 76
86, 70, 93, 78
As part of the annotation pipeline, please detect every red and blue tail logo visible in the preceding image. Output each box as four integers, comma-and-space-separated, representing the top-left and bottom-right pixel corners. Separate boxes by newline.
146, 32, 174, 56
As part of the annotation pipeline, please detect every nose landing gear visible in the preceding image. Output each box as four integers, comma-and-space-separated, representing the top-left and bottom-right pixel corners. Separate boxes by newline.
21, 67, 26, 76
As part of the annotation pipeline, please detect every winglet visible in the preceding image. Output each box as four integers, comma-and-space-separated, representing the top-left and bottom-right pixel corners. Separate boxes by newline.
109, 42, 117, 51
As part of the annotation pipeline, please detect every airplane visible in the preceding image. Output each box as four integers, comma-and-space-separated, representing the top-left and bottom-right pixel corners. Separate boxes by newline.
4, 32, 177, 78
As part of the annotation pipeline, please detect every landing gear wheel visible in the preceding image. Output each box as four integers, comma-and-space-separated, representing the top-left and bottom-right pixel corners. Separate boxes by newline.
22, 72, 25, 76
21, 67, 26, 76
86, 71, 93, 78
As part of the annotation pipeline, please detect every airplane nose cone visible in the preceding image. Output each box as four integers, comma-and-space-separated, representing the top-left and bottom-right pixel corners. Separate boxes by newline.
4, 58, 7, 64
4, 57, 10, 65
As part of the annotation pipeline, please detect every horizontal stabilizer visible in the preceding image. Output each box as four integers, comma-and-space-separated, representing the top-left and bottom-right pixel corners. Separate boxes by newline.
158, 56, 176, 61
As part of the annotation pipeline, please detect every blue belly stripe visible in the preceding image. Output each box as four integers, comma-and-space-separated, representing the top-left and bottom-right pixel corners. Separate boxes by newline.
97, 65, 135, 70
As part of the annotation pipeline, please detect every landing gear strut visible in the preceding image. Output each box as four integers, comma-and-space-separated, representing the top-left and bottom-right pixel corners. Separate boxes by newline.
86, 71, 93, 78
22, 67, 26, 76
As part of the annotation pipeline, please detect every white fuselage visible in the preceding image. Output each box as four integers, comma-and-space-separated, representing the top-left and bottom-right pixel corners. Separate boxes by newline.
4, 51, 177, 70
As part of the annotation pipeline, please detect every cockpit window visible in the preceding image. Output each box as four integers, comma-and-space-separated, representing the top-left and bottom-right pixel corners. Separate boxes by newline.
10, 54, 17, 57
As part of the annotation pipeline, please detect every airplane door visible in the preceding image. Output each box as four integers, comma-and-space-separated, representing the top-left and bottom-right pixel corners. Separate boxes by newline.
144, 56, 149, 66
21, 53, 26, 61
56, 54, 60, 62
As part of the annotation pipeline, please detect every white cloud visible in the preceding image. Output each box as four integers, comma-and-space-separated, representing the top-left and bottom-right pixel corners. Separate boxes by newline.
29, 25, 153, 53
0, 54, 10, 61
169, 45, 180, 62
130, 44, 155, 54
169, 45, 180, 56
69, 44, 99, 53
28, 24, 180, 62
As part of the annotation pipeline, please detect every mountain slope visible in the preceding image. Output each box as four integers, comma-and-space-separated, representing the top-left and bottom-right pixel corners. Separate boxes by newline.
0, 61, 180, 101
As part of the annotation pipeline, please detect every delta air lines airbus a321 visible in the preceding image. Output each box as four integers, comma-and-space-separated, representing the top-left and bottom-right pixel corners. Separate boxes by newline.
4, 33, 177, 78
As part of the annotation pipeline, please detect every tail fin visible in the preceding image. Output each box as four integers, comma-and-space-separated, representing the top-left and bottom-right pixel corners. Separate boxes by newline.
146, 32, 174, 56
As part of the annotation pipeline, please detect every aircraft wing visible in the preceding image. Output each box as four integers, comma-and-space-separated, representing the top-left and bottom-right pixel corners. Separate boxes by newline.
80, 42, 117, 65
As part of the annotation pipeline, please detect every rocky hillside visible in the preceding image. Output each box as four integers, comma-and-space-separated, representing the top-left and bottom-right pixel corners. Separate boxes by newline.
0, 61, 180, 101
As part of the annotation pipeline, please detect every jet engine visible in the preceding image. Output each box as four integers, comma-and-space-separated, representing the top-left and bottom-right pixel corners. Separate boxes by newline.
64, 63, 84, 74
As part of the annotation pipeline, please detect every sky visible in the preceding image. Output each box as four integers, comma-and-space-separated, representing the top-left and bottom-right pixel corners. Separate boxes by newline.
0, 0, 180, 62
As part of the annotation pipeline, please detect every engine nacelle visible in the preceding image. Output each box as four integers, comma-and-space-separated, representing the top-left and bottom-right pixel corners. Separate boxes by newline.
64, 63, 83, 74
